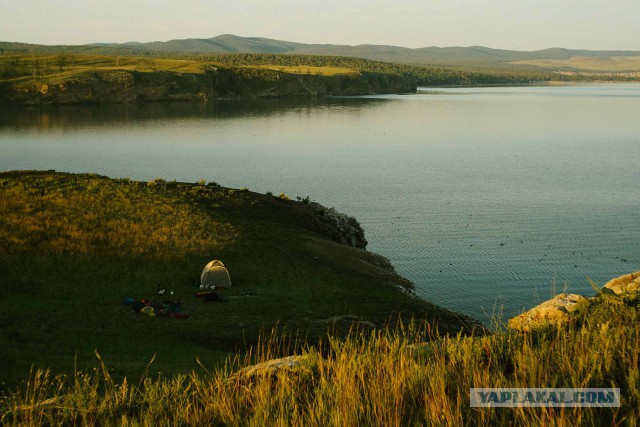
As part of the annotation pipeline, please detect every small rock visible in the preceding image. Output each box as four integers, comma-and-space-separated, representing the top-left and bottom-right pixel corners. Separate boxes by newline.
326, 314, 360, 323
320, 315, 377, 328
235, 354, 315, 378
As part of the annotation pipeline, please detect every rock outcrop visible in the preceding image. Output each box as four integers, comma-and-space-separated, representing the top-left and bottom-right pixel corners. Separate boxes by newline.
508, 271, 640, 332
508, 293, 588, 332
602, 272, 640, 296
235, 354, 316, 378
309, 203, 368, 249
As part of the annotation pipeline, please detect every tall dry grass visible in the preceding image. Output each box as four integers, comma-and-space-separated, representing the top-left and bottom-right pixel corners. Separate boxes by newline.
2, 300, 638, 426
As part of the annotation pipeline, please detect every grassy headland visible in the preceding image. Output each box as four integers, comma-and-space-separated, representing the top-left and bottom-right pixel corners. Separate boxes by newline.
0, 171, 638, 425
0, 53, 413, 105
0, 171, 475, 387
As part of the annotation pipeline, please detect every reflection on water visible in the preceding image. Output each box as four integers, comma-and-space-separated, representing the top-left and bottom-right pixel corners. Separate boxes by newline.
1, 84, 640, 325
0, 97, 389, 132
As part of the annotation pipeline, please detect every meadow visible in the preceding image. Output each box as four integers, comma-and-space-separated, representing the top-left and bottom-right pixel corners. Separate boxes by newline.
0, 53, 357, 89
512, 56, 640, 73
0, 171, 471, 387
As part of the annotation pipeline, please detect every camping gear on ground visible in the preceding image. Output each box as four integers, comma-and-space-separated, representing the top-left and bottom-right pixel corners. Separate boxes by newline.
140, 305, 155, 316
131, 299, 150, 313
200, 260, 232, 289
129, 298, 189, 318
161, 299, 182, 313
156, 283, 175, 296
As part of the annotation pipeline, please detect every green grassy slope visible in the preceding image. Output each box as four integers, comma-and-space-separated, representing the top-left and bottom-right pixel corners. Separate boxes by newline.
0, 53, 357, 86
0, 171, 475, 386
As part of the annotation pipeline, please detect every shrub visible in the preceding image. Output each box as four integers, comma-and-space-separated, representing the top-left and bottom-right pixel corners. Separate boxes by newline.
147, 178, 166, 187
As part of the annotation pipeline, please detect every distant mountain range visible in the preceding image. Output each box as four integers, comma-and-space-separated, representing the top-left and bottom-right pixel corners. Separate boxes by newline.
3, 34, 640, 70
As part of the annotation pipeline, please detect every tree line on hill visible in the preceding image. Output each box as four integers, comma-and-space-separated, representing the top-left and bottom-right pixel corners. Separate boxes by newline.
1, 48, 639, 86
195, 53, 556, 85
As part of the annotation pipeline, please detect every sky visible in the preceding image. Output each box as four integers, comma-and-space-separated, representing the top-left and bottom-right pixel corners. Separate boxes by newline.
1, 0, 639, 51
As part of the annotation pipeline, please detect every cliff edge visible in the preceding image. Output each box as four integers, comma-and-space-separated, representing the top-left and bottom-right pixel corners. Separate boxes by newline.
0, 66, 416, 106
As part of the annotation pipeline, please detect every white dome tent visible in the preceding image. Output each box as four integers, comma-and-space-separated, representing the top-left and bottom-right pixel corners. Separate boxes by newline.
200, 260, 232, 289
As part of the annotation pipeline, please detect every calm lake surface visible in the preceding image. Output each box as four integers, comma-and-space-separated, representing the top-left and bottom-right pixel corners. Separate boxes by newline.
2, 84, 639, 324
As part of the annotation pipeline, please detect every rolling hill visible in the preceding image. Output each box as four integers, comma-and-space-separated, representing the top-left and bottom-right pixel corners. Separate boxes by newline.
2, 34, 640, 71
112, 35, 640, 66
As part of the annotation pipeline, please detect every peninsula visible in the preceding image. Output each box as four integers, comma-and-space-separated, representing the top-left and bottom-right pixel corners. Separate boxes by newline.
0, 170, 477, 386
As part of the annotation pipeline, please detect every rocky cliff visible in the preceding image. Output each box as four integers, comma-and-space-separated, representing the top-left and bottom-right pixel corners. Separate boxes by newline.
308, 203, 368, 249
0, 67, 416, 106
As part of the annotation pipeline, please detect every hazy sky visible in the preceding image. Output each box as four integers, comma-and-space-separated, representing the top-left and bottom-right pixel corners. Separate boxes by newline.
1, 0, 639, 51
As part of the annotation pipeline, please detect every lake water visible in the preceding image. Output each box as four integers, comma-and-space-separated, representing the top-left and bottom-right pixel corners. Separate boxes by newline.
1, 84, 639, 325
